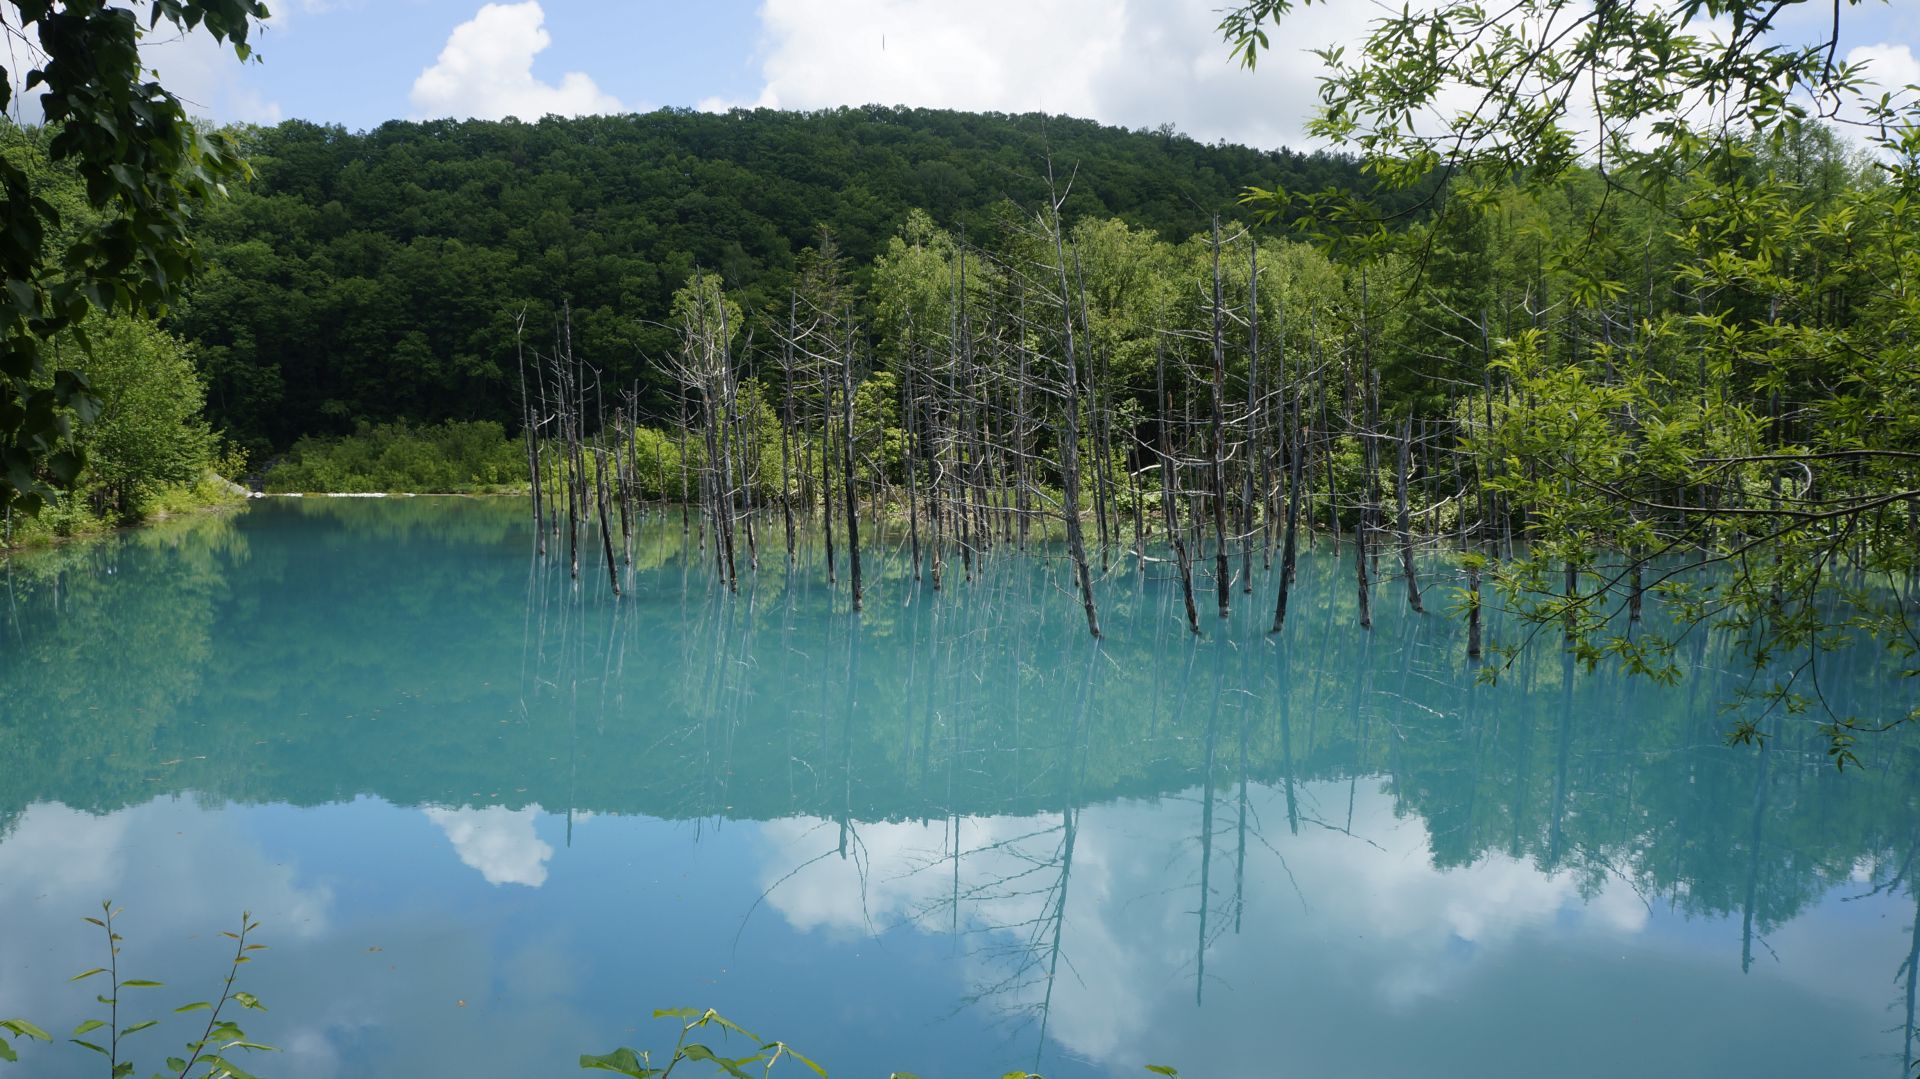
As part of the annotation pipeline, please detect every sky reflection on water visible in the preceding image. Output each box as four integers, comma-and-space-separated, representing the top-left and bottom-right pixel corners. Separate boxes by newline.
0, 499, 1913, 1078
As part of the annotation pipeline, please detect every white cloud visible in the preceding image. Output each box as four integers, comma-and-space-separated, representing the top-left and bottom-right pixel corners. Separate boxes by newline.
411, 2, 622, 121
1845, 41, 1920, 91
0, 2, 285, 125
424, 804, 554, 887
753, 781, 1654, 1066
736, 2, 1912, 160
0, 797, 593, 1078
0, 798, 334, 1028
738, 0, 1377, 150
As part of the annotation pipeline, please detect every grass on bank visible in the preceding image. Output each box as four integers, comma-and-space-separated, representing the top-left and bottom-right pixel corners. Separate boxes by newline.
2, 314, 249, 554
0, 469, 247, 553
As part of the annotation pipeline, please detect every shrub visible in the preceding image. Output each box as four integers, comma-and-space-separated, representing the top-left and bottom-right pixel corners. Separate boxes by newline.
263, 421, 528, 493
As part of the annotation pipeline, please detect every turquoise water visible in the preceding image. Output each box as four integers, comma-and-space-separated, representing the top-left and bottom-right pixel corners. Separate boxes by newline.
0, 498, 1915, 1078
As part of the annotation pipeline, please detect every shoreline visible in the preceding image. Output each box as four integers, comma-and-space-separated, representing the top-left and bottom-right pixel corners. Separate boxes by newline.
0, 478, 249, 559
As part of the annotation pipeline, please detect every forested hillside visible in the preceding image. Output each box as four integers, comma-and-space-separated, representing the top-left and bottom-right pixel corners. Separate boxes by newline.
176, 106, 1385, 453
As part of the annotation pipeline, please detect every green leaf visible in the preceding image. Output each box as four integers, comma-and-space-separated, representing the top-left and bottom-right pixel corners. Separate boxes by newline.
579, 1048, 656, 1077
0, 1021, 48, 1042
72, 1019, 106, 1036
69, 968, 107, 981
200, 1054, 260, 1079
120, 979, 165, 988
778, 1044, 828, 1079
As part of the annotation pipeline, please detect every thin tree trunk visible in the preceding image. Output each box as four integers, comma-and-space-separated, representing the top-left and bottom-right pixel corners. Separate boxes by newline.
1396, 415, 1424, 613
1047, 175, 1100, 638
1242, 236, 1260, 593
1207, 217, 1232, 619
842, 316, 863, 611
1272, 395, 1305, 633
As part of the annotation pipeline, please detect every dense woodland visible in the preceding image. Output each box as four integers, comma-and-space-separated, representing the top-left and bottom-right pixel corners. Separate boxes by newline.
489, 113, 1916, 756
175, 107, 1398, 452
0, 3, 1913, 1073
3, 100, 1914, 750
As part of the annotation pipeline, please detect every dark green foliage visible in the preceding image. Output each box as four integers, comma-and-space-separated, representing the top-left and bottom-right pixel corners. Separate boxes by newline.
0, 0, 263, 518
0, 127, 242, 546
174, 108, 1385, 453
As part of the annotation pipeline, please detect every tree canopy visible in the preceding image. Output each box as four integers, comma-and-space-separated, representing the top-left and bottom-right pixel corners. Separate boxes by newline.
0, 0, 264, 516
170, 107, 1393, 454
1218, 0, 1920, 758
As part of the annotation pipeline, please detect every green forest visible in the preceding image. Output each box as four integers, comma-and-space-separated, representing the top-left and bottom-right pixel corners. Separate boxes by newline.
9, 72, 1917, 756
0, 4, 1911, 755
0, 104, 1383, 542
173, 106, 1394, 452
1, 2, 1918, 1076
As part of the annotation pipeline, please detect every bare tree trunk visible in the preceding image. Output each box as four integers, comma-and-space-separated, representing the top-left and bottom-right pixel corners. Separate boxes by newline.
615, 408, 631, 563
820, 370, 837, 585
782, 302, 798, 562
1629, 557, 1644, 621
904, 350, 922, 580
1159, 332, 1199, 634
1272, 396, 1305, 633
1073, 250, 1111, 572
1241, 236, 1260, 594
596, 440, 621, 597
1467, 559, 1484, 659
842, 314, 863, 611
515, 315, 545, 558
1207, 217, 1232, 619
1312, 313, 1339, 559
731, 372, 758, 571
1015, 297, 1033, 552
1047, 171, 1100, 638
1354, 498, 1373, 630
677, 394, 691, 535
1396, 415, 1424, 613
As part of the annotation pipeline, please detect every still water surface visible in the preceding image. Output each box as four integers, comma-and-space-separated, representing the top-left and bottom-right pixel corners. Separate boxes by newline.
0, 499, 1915, 1077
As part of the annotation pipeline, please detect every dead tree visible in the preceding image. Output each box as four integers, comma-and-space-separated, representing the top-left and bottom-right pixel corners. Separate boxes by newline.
1042, 164, 1102, 638
1396, 415, 1424, 613
1206, 218, 1233, 619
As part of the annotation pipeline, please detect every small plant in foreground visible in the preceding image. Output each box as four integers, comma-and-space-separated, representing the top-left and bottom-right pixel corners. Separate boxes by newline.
581, 1008, 826, 1079
0, 901, 274, 1079
582, 1008, 1184, 1079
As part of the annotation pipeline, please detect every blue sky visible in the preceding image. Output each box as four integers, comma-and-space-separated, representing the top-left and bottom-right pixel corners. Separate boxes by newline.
236, 1, 765, 126
142, 0, 1920, 152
